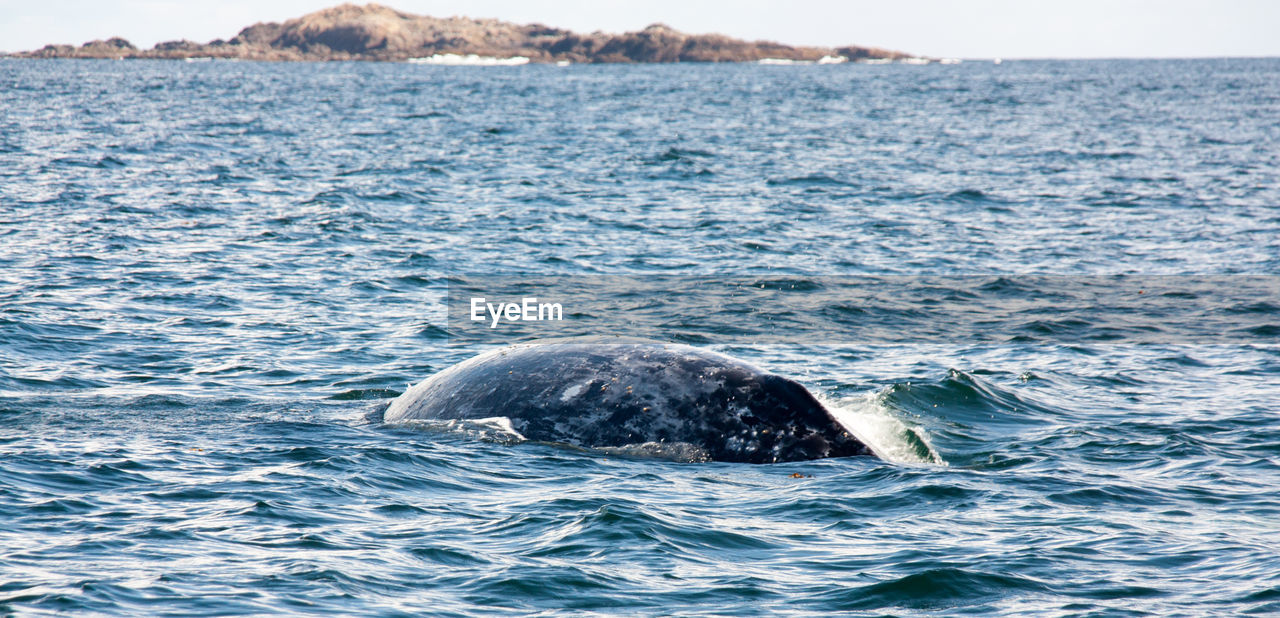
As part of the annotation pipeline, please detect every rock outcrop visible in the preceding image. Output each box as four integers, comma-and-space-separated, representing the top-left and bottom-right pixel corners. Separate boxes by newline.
10, 3, 915, 63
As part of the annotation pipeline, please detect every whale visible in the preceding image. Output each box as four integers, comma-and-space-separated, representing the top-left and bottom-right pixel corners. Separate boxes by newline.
384, 341, 873, 463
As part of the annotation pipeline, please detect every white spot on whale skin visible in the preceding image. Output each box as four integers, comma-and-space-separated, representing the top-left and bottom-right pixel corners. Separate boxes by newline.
598, 441, 711, 463
560, 382, 588, 402
395, 416, 526, 443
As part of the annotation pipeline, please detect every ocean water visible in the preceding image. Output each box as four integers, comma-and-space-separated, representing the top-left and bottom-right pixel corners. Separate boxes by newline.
2, 57, 1280, 614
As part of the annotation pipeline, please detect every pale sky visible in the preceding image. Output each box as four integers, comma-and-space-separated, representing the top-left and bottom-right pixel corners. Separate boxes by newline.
2, 0, 1277, 58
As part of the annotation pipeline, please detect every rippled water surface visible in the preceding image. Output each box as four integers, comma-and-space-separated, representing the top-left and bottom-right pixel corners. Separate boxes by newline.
2, 58, 1280, 614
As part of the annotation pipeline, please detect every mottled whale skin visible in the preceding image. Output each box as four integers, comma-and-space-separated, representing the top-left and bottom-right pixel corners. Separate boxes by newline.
384, 342, 873, 463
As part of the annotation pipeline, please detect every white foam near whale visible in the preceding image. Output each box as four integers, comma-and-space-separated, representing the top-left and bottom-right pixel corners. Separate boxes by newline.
824, 392, 946, 465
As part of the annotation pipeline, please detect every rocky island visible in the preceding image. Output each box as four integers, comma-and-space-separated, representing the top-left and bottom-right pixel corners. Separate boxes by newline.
8, 3, 916, 64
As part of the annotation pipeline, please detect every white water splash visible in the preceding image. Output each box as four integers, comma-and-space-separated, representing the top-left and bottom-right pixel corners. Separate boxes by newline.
822, 392, 946, 465
407, 54, 530, 66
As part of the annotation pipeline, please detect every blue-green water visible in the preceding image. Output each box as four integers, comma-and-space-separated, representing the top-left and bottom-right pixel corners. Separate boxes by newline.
2, 57, 1280, 614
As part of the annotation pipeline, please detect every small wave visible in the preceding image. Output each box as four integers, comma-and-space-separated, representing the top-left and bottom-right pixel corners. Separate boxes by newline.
329, 388, 400, 401
845, 568, 1050, 610
654, 147, 714, 162
400, 111, 448, 119
49, 155, 126, 169
766, 174, 852, 187
883, 369, 1059, 432
823, 393, 945, 465
945, 188, 989, 201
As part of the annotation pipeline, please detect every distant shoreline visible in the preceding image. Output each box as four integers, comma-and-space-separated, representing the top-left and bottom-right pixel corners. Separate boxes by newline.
3, 2, 925, 64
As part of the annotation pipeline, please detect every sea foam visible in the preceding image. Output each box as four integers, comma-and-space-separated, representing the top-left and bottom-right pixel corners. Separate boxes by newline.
408, 53, 531, 66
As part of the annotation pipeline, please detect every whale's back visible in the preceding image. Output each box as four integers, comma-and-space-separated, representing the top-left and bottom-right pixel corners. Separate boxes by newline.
385, 342, 872, 463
